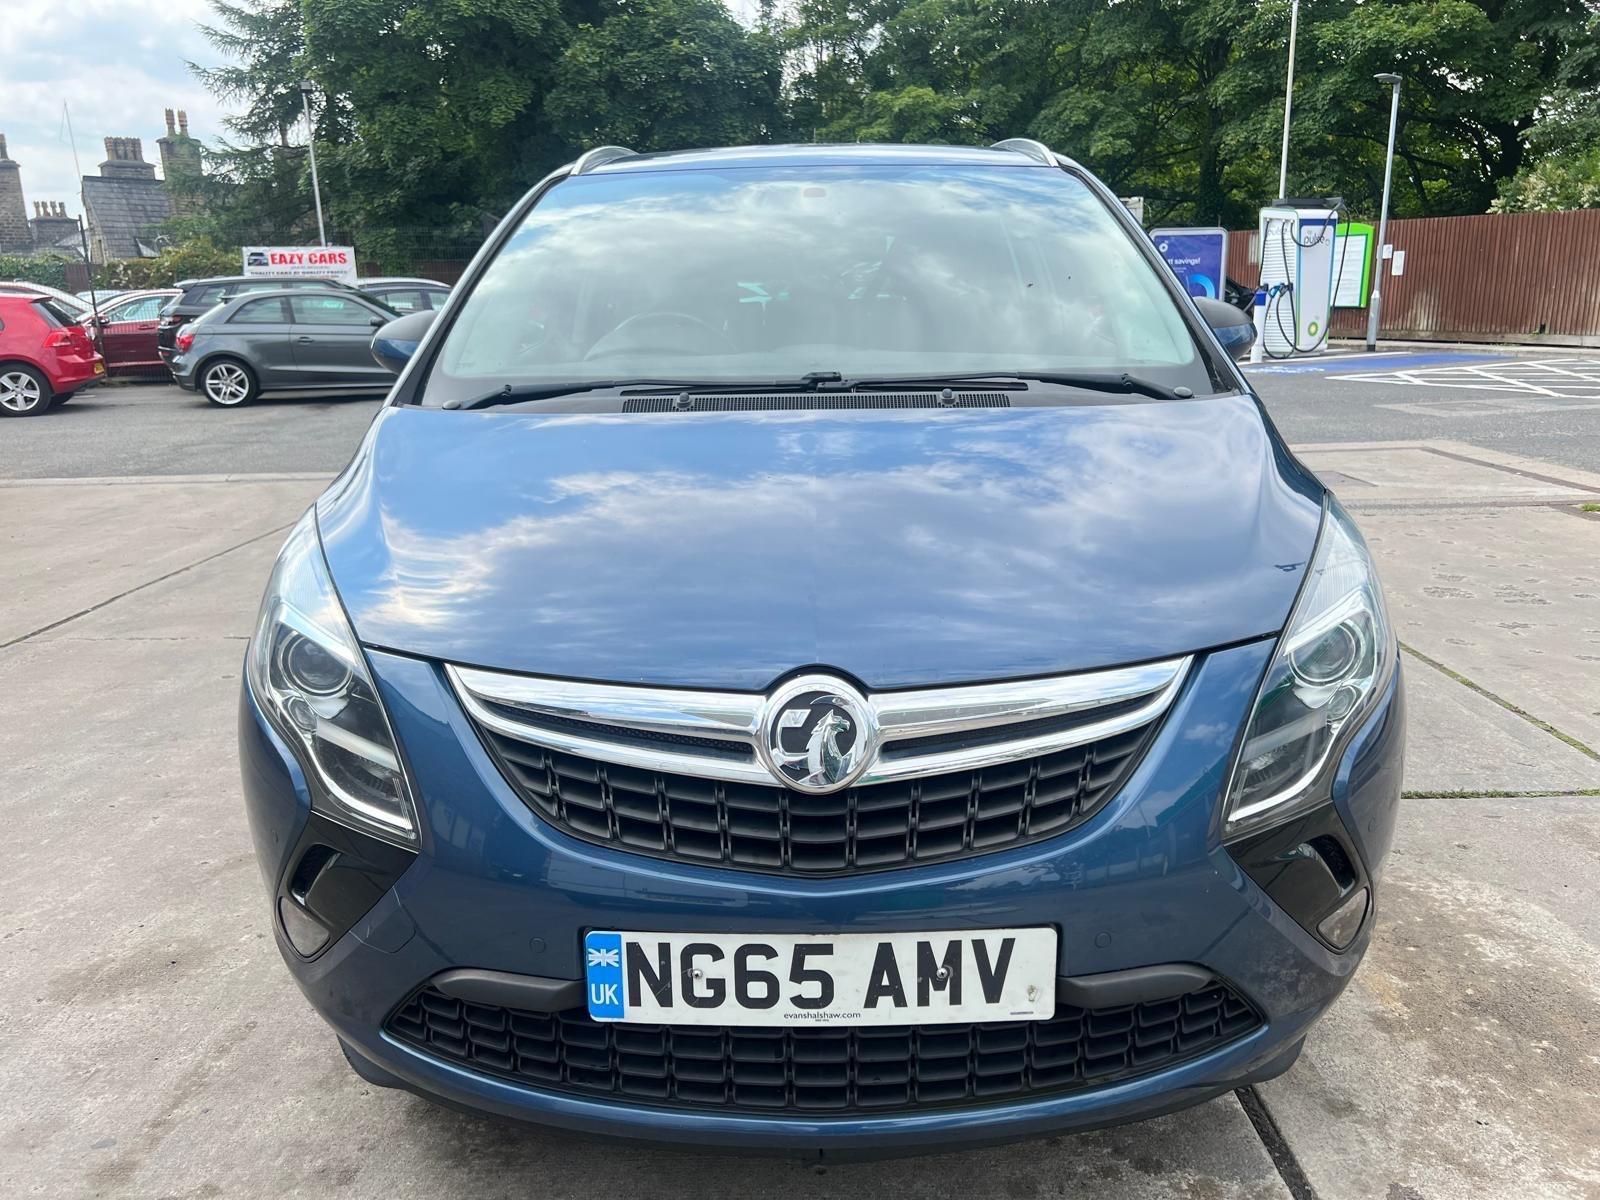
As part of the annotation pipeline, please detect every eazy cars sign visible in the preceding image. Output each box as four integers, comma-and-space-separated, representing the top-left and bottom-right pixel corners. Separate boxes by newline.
242, 246, 357, 285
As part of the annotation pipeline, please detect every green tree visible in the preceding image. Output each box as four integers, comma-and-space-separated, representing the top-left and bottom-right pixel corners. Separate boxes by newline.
1259, 0, 1600, 216
191, 0, 308, 145
1492, 89, 1600, 210
784, 0, 1600, 222
546, 0, 786, 151
190, 0, 1600, 240
301, 0, 586, 239
188, 0, 323, 242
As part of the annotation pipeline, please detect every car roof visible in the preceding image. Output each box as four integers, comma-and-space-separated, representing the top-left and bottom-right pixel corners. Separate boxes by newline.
358, 276, 448, 287
584, 142, 1055, 175
0, 283, 91, 313
175, 274, 348, 289
216, 287, 376, 304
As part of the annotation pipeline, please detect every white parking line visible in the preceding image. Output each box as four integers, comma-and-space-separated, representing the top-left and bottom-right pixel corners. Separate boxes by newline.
1333, 357, 1600, 399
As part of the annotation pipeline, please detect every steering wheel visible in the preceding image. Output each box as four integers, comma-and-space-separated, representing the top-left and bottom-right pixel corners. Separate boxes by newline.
585, 311, 732, 360
513, 319, 579, 361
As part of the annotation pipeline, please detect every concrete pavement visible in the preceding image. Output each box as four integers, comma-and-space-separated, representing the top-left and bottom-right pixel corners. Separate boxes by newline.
2, 431, 1597, 1198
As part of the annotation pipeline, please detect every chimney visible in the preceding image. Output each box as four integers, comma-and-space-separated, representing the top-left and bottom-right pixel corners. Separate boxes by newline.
101, 135, 155, 179
0, 133, 29, 252
158, 107, 204, 213
28, 197, 79, 247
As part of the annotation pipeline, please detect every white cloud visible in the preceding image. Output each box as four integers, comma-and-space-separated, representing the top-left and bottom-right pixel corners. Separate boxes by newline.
0, 0, 239, 220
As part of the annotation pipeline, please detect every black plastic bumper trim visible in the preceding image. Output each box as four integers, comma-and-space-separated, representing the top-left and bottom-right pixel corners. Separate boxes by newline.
424, 962, 1217, 1015
433, 967, 585, 1012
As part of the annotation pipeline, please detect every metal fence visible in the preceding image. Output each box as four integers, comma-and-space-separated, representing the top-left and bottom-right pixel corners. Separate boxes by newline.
1226, 207, 1600, 348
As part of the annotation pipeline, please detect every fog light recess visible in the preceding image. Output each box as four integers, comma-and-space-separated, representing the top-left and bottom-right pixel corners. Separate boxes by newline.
1317, 887, 1369, 950
279, 896, 330, 956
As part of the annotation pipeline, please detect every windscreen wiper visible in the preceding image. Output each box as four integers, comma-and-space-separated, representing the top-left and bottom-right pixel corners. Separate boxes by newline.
446, 379, 695, 410
847, 372, 1195, 402
447, 372, 851, 411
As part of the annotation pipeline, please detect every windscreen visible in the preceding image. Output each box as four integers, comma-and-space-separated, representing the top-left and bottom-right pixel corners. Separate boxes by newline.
423, 163, 1207, 406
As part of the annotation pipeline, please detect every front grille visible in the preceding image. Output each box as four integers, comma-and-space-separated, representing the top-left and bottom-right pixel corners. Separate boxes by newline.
387, 982, 1261, 1114
477, 723, 1156, 875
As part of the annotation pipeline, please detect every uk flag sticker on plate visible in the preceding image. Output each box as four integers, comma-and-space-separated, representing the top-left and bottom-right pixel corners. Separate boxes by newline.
585, 931, 626, 1020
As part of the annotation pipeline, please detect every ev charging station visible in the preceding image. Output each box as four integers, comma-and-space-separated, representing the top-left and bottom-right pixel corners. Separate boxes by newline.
1255, 201, 1341, 358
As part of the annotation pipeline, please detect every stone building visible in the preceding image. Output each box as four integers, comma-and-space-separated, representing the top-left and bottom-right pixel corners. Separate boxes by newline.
30, 202, 82, 256
82, 137, 173, 261
0, 110, 207, 262
0, 136, 31, 253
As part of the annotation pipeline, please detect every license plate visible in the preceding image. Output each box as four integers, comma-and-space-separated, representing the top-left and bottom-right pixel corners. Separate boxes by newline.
584, 928, 1056, 1026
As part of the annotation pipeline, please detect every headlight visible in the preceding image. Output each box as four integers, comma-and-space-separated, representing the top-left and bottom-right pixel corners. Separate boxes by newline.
1223, 499, 1395, 838
246, 511, 418, 845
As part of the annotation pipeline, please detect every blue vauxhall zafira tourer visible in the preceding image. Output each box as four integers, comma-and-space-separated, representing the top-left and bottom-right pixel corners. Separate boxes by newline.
239, 140, 1404, 1157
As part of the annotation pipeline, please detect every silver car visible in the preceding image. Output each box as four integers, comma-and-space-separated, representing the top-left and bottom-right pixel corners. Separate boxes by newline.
169, 288, 399, 407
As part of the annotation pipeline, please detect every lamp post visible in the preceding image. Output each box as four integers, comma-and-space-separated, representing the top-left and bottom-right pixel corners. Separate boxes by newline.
299, 80, 327, 247
1277, 0, 1300, 199
1366, 73, 1402, 351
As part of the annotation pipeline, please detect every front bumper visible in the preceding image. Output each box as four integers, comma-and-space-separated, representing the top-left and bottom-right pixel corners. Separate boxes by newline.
239, 639, 1405, 1154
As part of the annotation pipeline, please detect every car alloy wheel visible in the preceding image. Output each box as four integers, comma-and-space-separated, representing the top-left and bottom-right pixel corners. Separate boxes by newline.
0, 368, 48, 416
203, 362, 252, 407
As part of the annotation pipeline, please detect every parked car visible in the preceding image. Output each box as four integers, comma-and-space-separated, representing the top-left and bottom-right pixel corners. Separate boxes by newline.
83, 288, 180, 378
0, 293, 105, 416
169, 288, 399, 406
357, 276, 450, 314
0, 281, 93, 321
1223, 275, 1257, 312
78, 288, 129, 304
240, 141, 1402, 1155
156, 275, 369, 367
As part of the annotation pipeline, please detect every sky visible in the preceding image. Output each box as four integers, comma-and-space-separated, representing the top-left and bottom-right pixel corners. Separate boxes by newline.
0, 0, 239, 222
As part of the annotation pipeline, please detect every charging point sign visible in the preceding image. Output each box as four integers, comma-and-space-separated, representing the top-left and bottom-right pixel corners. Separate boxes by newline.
1152, 228, 1228, 300
1331, 223, 1375, 307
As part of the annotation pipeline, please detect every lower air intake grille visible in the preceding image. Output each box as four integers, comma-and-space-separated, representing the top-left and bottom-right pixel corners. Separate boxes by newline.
387, 982, 1260, 1114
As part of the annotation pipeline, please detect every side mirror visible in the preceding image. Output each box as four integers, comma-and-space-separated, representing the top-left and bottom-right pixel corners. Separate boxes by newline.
1193, 296, 1255, 361
369, 315, 386, 328
371, 309, 439, 374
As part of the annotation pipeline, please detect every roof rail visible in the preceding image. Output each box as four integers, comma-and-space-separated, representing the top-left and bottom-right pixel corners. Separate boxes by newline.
990, 138, 1057, 166
571, 145, 638, 175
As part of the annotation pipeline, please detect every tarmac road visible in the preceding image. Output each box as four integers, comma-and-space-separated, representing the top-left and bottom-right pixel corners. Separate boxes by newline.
1248, 347, 1600, 473
4, 346, 1600, 479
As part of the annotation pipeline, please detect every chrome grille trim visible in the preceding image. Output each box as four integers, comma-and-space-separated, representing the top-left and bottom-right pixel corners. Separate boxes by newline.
447, 657, 1190, 790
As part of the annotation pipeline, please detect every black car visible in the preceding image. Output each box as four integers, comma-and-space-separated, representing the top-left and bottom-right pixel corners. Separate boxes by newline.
356, 277, 451, 314
156, 276, 366, 365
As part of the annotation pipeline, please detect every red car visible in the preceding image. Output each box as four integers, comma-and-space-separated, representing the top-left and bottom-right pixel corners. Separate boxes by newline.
85, 288, 180, 378
0, 294, 105, 416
